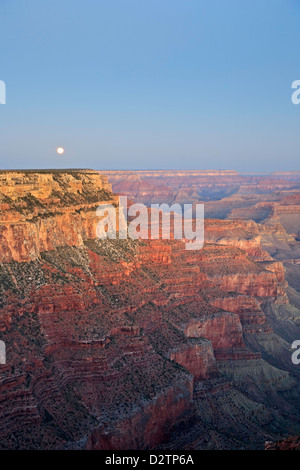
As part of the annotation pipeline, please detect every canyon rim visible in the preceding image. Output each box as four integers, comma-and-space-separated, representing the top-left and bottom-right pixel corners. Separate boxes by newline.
0, 169, 300, 450
2, 0, 300, 458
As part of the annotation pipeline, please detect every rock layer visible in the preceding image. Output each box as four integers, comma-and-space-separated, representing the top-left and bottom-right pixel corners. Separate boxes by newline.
0, 170, 300, 450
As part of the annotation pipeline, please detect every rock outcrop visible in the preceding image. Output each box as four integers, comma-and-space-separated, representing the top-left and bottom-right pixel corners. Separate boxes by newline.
1, 170, 300, 450
0, 170, 114, 262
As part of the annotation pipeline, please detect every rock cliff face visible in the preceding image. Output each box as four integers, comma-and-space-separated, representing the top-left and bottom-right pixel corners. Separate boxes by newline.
0, 170, 113, 263
1, 170, 300, 450
102, 170, 300, 207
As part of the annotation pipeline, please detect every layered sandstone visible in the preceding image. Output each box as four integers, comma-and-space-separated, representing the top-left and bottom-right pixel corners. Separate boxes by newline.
0, 170, 114, 262
102, 170, 300, 207
0, 170, 300, 450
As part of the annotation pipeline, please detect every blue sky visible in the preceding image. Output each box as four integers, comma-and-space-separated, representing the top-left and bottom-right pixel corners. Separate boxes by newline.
0, 0, 300, 171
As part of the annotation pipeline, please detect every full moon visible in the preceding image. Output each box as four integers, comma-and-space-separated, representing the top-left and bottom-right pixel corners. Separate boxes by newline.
56, 147, 64, 155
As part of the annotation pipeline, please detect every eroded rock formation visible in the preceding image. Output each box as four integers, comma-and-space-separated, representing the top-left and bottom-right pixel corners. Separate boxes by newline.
0, 170, 300, 450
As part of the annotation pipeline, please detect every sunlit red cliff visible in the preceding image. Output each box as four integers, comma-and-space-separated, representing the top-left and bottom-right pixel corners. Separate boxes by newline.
1, 169, 300, 450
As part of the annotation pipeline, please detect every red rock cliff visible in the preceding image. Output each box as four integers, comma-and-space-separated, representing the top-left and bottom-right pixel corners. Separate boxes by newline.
0, 170, 297, 450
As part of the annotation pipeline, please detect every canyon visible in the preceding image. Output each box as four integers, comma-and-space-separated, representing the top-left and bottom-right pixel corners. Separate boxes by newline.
1, 169, 300, 449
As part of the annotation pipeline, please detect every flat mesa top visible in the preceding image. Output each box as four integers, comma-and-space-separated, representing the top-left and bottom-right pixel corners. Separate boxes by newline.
0, 169, 94, 174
